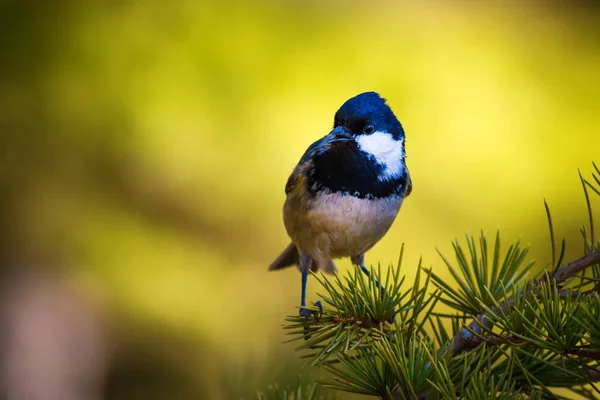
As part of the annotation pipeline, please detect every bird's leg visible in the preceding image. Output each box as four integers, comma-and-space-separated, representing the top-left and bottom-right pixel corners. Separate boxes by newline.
299, 254, 322, 323
352, 254, 395, 323
351, 254, 385, 297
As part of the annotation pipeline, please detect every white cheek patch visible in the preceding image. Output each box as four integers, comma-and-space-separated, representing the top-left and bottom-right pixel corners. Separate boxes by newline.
356, 131, 405, 180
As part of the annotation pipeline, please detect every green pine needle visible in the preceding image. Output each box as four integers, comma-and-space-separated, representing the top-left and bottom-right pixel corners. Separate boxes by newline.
255, 381, 337, 400
429, 231, 534, 316
283, 255, 419, 365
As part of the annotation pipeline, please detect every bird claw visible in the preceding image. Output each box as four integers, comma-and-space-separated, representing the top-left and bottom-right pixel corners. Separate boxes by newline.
299, 300, 323, 323
384, 297, 397, 323
386, 309, 397, 323
313, 300, 323, 322
299, 307, 312, 320
299, 301, 323, 341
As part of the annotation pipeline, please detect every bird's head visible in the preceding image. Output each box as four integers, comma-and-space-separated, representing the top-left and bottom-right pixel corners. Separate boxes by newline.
300, 92, 409, 199
324, 92, 406, 181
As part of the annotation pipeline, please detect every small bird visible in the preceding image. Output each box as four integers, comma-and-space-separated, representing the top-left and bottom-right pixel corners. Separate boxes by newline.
268, 92, 412, 321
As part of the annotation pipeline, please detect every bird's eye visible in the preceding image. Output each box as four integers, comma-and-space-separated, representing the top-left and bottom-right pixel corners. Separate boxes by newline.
363, 124, 375, 134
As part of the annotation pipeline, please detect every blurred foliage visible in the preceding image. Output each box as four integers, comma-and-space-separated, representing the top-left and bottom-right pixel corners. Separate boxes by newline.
255, 381, 338, 400
1, 0, 599, 398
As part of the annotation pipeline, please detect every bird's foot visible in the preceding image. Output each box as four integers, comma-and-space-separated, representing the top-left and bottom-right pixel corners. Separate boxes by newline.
359, 265, 387, 299
358, 264, 397, 323
386, 308, 397, 323
300, 301, 323, 341
383, 295, 397, 323
299, 300, 323, 323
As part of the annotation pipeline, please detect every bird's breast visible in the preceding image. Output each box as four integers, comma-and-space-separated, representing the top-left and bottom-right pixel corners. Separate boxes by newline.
284, 191, 404, 260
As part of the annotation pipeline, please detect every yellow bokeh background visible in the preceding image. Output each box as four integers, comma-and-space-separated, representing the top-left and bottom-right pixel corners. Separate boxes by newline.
1, 0, 599, 398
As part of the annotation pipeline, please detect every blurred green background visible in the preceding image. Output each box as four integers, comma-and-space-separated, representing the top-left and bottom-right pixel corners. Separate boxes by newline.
1, 0, 599, 399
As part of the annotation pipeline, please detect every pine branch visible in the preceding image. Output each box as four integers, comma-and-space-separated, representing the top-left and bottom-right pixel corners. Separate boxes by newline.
448, 249, 600, 355
564, 347, 600, 360
482, 334, 526, 347
482, 334, 600, 360
553, 249, 600, 283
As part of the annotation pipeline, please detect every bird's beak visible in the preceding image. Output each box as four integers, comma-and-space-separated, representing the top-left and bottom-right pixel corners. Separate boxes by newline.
326, 126, 352, 144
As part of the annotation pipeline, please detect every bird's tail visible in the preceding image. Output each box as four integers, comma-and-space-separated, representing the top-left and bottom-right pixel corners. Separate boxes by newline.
268, 242, 299, 271
268, 243, 337, 275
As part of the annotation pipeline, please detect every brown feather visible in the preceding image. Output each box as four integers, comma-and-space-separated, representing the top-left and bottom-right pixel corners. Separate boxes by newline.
283, 189, 403, 273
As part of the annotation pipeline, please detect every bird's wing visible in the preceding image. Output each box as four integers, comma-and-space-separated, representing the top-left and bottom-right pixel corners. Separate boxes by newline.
285, 163, 309, 196
285, 136, 328, 195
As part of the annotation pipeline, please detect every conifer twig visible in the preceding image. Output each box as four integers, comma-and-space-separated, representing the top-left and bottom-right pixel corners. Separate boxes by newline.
564, 347, 600, 360
448, 249, 600, 355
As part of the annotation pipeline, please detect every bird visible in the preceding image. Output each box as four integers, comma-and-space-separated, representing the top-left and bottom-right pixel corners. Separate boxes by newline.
268, 91, 412, 322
